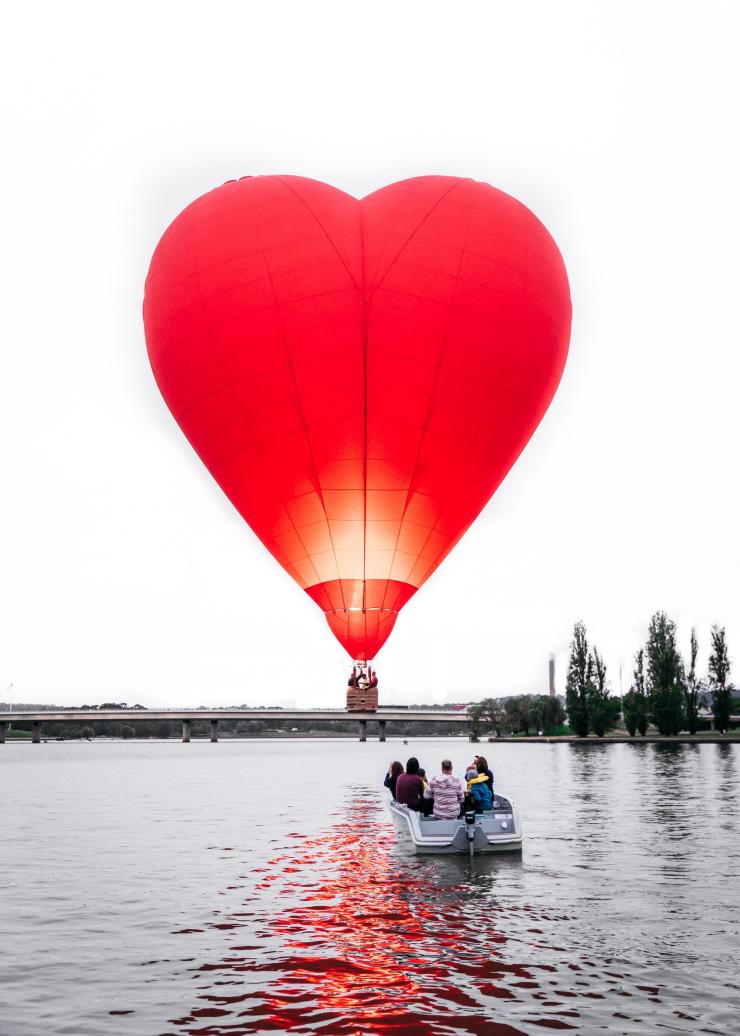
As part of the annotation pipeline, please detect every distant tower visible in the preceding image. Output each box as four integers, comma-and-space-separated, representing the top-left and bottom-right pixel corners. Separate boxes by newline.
548, 654, 556, 697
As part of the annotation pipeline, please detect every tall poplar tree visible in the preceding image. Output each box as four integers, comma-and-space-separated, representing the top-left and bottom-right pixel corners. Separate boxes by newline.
634, 647, 648, 735
623, 647, 649, 736
587, 648, 620, 736
684, 629, 700, 735
709, 625, 732, 734
645, 612, 685, 736
565, 621, 592, 737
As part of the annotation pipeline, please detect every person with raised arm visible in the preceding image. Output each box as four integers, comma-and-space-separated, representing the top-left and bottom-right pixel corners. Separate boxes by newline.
384, 760, 404, 800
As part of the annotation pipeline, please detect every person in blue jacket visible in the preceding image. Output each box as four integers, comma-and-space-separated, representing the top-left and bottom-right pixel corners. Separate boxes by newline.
465, 766, 493, 812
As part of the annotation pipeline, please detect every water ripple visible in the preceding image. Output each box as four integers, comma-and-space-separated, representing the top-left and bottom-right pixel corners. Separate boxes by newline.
2, 740, 740, 1035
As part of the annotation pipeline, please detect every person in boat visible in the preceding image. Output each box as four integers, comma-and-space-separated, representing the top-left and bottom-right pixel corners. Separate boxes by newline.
384, 760, 404, 800
395, 757, 425, 812
424, 759, 465, 819
472, 754, 494, 796
464, 766, 478, 811
417, 766, 434, 815
465, 766, 493, 813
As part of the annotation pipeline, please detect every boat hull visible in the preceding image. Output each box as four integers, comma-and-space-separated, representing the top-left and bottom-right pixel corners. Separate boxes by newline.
389, 795, 523, 854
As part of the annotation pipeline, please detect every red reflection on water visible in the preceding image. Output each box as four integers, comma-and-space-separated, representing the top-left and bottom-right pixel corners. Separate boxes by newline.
163, 804, 556, 1035
253, 833, 439, 1031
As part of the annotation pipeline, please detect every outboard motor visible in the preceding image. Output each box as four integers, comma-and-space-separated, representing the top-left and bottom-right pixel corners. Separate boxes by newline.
464, 809, 477, 857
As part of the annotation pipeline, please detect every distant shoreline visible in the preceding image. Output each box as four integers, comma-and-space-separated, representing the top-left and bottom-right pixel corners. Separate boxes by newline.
3, 731, 739, 745
487, 734, 740, 745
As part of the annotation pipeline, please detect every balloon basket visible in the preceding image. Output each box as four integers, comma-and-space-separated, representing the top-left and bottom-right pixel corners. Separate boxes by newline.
346, 686, 378, 712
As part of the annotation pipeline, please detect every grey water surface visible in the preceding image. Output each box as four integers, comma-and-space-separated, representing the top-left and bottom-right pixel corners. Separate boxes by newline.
1, 738, 739, 1035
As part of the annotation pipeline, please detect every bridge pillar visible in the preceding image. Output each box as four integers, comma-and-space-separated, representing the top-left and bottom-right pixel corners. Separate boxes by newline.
0, 721, 7, 743
182, 719, 192, 743
358, 719, 367, 742
32, 721, 41, 744
210, 719, 218, 743
378, 720, 386, 742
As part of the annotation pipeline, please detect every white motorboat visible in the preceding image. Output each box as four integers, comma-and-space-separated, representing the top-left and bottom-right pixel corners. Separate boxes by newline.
389, 794, 523, 855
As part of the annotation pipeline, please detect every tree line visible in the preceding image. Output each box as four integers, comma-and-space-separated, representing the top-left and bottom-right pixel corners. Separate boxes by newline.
468, 694, 566, 738
566, 613, 734, 737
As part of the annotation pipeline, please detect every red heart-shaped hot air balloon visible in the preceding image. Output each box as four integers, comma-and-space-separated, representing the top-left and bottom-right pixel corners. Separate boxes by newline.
144, 176, 571, 660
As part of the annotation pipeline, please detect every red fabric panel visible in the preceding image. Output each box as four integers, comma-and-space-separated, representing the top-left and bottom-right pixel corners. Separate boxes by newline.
304, 578, 416, 614
304, 578, 416, 658
324, 605, 400, 663
144, 175, 571, 659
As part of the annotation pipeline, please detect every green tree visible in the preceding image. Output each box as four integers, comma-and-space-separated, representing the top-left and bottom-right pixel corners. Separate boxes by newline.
632, 648, 649, 735
530, 696, 546, 733
504, 695, 532, 735
645, 612, 685, 736
503, 697, 517, 734
684, 629, 700, 735
530, 694, 566, 734
467, 702, 483, 741
709, 625, 732, 734
587, 648, 620, 737
479, 697, 505, 736
565, 621, 592, 737
621, 689, 638, 737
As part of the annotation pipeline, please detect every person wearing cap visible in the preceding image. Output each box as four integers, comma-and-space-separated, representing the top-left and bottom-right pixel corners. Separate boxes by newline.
424, 759, 465, 819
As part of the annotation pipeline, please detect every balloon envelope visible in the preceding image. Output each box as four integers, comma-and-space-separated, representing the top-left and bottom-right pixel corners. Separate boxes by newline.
144, 175, 571, 659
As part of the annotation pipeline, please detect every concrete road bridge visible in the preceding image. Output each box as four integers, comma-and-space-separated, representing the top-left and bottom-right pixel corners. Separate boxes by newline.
0, 708, 471, 743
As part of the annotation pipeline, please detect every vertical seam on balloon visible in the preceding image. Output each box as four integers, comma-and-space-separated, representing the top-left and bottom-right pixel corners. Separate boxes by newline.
269, 177, 362, 621
271, 176, 360, 290
189, 193, 323, 589
381, 187, 476, 610
364, 177, 467, 609
366, 179, 469, 301
185, 248, 315, 584
417, 218, 535, 570
184, 199, 318, 585
360, 194, 368, 651
278, 176, 461, 657
249, 216, 339, 597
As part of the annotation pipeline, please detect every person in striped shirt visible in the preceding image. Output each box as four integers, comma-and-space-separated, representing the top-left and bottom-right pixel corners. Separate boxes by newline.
424, 759, 465, 819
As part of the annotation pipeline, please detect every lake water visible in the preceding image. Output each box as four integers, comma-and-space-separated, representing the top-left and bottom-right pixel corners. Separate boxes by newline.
1, 738, 739, 1035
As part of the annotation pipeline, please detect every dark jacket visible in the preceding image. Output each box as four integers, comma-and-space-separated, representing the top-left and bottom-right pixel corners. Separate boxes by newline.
384, 772, 398, 799
395, 773, 424, 810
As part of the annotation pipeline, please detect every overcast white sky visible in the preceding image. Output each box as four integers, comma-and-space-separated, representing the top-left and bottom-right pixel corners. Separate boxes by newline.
1, 1, 738, 708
